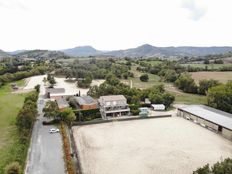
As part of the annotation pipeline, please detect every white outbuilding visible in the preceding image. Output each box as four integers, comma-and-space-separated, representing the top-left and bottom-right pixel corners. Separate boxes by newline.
151, 104, 165, 111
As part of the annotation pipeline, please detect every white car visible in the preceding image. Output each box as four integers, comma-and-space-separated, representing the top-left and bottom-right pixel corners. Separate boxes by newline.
49, 128, 60, 133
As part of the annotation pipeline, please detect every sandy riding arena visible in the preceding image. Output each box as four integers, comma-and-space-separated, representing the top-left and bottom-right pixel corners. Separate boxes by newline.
73, 117, 232, 174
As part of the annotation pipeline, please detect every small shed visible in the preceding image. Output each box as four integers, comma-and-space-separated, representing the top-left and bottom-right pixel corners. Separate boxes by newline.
151, 104, 165, 111
139, 107, 149, 117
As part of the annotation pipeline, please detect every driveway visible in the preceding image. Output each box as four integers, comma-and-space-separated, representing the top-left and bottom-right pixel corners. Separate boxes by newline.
25, 82, 65, 174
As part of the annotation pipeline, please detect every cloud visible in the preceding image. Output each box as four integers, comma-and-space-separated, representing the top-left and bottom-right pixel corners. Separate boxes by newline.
181, 0, 207, 21
0, 0, 27, 10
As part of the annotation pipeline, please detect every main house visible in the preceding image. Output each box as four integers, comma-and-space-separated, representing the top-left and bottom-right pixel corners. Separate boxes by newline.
99, 95, 130, 119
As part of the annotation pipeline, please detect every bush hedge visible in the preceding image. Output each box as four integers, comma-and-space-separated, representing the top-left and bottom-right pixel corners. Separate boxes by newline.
74, 109, 101, 122
60, 122, 75, 174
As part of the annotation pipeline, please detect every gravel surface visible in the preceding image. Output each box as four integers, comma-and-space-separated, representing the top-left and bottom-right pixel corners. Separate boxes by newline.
73, 117, 232, 174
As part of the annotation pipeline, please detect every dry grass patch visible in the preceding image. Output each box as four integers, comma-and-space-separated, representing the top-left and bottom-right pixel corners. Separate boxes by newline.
191, 71, 232, 84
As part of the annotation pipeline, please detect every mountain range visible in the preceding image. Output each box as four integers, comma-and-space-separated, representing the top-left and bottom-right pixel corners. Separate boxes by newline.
62, 44, 232, 57
1, 44, 232, 59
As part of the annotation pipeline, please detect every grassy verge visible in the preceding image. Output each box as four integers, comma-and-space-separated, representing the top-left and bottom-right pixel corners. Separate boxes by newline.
0, 80, 29, 173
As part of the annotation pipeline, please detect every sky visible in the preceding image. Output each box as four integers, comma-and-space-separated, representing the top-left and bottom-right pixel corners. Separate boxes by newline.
0, 0, 232, 51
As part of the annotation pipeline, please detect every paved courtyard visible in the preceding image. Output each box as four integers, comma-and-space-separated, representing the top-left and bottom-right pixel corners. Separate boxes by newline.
73, 117, 232, 174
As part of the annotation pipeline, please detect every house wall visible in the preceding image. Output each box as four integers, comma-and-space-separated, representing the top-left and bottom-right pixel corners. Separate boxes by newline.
222, 128, 232, 140
81, 103, 97, 110
50, 95, 63, 100
197, 118, 205, 125
189, 114, 197, 121
204, 120, 219, 131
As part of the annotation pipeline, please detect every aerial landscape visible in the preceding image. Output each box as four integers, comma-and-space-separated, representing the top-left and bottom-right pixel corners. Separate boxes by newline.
0, 0, 232, 174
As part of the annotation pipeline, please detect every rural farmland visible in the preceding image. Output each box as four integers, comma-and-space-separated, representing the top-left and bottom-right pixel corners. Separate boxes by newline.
190, 71, 232, 84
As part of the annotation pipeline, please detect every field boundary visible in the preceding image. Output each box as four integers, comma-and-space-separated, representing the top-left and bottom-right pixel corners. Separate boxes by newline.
72, 114, 172, 126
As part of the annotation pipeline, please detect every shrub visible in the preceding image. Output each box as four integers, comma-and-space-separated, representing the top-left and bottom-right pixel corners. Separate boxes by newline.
193, 158, 232, 174
140, 74, 149, 82
207, 82, 232, 113
175, 73, 198, 94
4, 162, 21, 174
74, 109, 101, 122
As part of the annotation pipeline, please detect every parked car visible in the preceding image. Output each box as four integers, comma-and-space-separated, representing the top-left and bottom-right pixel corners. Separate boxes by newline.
49, 128, 60, 133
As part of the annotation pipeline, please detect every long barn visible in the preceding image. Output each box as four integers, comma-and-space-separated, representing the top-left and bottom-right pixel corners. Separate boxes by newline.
177, 105, 232, 141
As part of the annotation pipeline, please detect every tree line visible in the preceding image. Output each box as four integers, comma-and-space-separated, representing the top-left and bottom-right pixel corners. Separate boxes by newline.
55, 59, 134, 88
4, 88, 39, 174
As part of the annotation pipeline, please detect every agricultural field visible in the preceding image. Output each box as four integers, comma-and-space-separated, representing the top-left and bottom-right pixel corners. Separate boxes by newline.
190, 71, 232, 84
0, 80, 28, 173
180, 63, 232, 70
164, 84, 207, 104
73, 117, 232, 174
121, 65, 162, 89
140, 60, 163, 65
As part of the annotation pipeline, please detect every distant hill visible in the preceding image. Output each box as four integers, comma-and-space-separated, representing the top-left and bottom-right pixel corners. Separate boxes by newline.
103, 44, 183, 57
15, 50, 69, 59
61, 44, 232, 58
62, 46, 102, 57
0, 50, 11, 59
2, 45, 232, 59
8, 50, 27, 55
103, 45, 232, 57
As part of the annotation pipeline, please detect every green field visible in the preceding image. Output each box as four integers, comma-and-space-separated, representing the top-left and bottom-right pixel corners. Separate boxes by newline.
172, 92, 207, 104
180, 63, 232, 70
140, 60, 163, 66
121, 66, 162, 89
0, 80, 28, 173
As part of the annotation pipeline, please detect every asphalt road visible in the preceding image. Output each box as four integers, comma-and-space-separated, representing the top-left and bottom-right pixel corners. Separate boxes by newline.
25, 86, 65, 174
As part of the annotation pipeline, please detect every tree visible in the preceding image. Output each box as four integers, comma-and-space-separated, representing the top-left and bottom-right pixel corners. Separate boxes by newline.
204, 59, 210, 64
207, 82, 232, 113
193, 158, 232, 174
43, 101, 59, 119
105, 73, 120, 86
175, 73, 198, 93
77, 72, 93, 88
198, 79, 220, 95
193, 164, 210, 174
214, 59, 223, 64
47, 74, 56, 86
140, 74, 149, 82
60, 108, 76, 127
34, 84, 40, 93
163, 70, 178, 82
4, 162, 21, 174
16, 91, 38, 139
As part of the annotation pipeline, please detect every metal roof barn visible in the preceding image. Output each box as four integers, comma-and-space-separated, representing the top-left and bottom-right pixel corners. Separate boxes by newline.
178, 105, 232, 131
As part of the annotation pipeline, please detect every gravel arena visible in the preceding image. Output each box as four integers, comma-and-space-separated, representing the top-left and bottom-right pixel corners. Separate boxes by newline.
73, 117, 232, 174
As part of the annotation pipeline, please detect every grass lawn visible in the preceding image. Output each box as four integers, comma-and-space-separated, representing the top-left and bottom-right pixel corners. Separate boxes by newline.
121, 66, 163, 89
172, 92, 207, 104
0, 80, 28, 173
